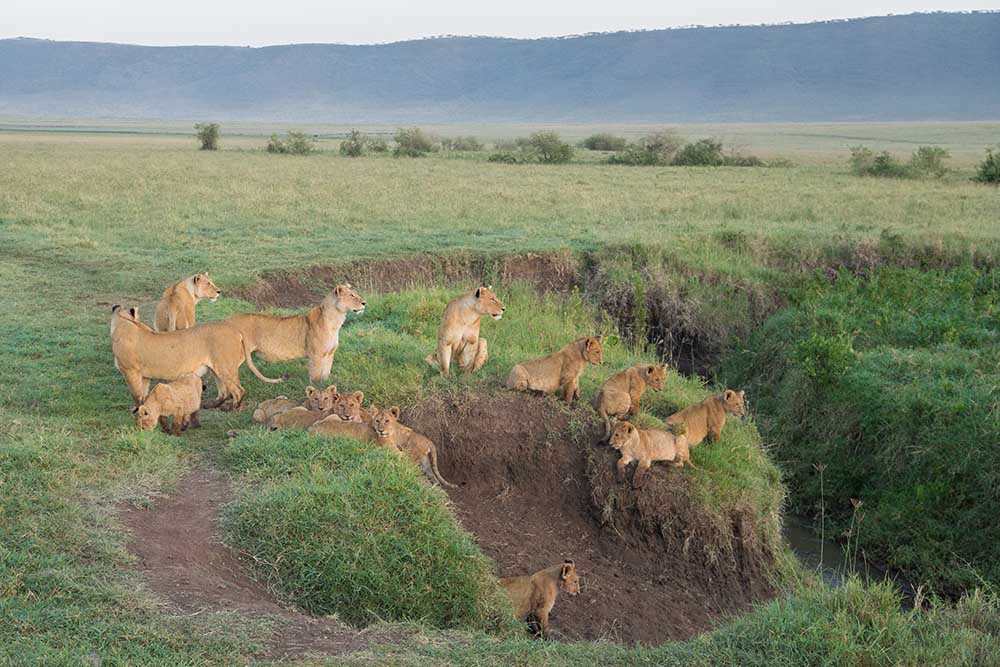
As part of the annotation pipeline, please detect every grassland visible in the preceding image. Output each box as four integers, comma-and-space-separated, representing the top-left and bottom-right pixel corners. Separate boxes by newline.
1, 127, 999, 665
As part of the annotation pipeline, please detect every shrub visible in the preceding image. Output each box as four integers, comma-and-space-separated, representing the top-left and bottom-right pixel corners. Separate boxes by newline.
339, 129, 367, 157
493, 138, 527, 151
581, 133, 628, 151
848, 145, 876, 175
525, 131, 574, 164
608, 130, 684, 166
369, 137, 389, 153
723, 152, 765, 167
909, 146, 950, 177
974, 146, 1000, 184
672, 138, 725, 166
267, 131, 316, 155
487, 151, 520, 164
194, 122, 219, 151
393, 127, 437, 157
441, 136, 484, 152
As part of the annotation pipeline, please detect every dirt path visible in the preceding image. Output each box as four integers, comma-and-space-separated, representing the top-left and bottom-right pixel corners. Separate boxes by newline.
120, 467, 384, 660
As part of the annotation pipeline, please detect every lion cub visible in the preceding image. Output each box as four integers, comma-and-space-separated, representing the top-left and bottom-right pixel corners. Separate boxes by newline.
500, 560, 580, 639
370, 407, 456, 488
154, 273, 221, 332
267, 385, 338, 430
252, 385, 336, 424
506, 336, 603, 403
330, 390, 369, 423
593, 364, 667, 439
665, 389, 747, 447
133, 372, 203, 435
426, 286, 505, 377
610, 420, 692, 487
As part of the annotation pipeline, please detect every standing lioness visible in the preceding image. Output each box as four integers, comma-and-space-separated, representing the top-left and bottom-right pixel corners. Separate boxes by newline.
665, 389, 747, 447
425, 286, 505, 377
500, 560, 580, 639
593, 364, 666, 439
154, 273, 221, 332
506, 336, 603, 404
225, 284, 366, 383
610, 421, 692, 488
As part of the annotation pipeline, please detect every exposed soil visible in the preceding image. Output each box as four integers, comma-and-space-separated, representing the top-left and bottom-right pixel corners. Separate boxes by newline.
120, 467, 398, 660
407, 391, 775, 644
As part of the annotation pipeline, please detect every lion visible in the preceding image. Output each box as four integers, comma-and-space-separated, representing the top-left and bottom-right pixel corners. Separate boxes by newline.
593, 364, 667, 439
132, 372, 203, 435
330, 390, 369, 423
110, 305, 275, 410
154, 273, 221, 332
665, 389, 747, 447
425, 286, 504, 377
252, 385, 338, 423
267, 385, 339, 430
225, 284, 365, 384
369, 406, 456, 488
506, 336, 603, 403
306, 413, 379, 441
609, 420, 692, 487
500, 560, 580, 639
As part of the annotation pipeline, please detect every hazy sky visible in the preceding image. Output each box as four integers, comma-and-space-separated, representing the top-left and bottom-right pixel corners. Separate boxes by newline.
4, 1, 996, 46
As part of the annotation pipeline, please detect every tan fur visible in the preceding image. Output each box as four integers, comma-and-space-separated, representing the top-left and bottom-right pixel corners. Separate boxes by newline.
609, 421, 692, 487
133, 372, 203, 435
500, 560, 580, 639
252, 384, 338, 423
331, 390, 369, 423
665, 389, 747, 447
506, 336, 604, 403
225, 284, 365, 384
267, 386, 338, 430
154, 274, 221, 332
370, 407, 456, 488
307, 414, 380, 442
425, 286, 504, 377
593, 364, 666, 439
110, 305, 273, 410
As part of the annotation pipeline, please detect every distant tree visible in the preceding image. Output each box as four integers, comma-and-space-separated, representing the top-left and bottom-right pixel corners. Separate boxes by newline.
339, 129, 368, 157
581, 133, 628, 151
848, 145, 876, 175
369, 137, 389, 153
608, 130, 683, 165
974, 146, 1000, 184
909, 146, 950, 177
527, 131, 574, 164
672, 138, 725, 166
393, 128, 437, 157
194, 122, 220, 150
267, 130, 316, 155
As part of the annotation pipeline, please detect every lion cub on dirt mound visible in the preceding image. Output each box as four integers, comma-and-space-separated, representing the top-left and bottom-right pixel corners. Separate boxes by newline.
610, 421, 692, 488
267, 385, 339, 430
593, 364, 667, 439
133, 372, 203, 435
506, 336, 603, 403
500, 560, 580, 639
665, 389, 746, 447
154, 273, 222, 332
252, 385, 338, 423
370, 407, 456, 488
425, 286, 505, 377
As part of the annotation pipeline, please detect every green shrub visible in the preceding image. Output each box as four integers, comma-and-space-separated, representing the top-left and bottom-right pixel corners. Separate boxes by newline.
441, 136, 484, 151
909, 146, 950, 177
526, 131, 574, 164
581, 133, 628, 151
369, 137, 389, 153
393, 127, 437, 157
849, 145, 949, 178
974, 146, 1000, 184
339, 129, 368, 157
607, 130, 683, 166
194, 122, 219, 151
794, 332, 856, 387
487, 151, 520, 164
267, 130, 316, 155
723, 152, 765, 167
849, 145, 877, 175
672, 138, 725, 166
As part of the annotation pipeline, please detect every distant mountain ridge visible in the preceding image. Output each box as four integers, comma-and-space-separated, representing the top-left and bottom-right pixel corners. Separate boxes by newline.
1, 12, 998, 123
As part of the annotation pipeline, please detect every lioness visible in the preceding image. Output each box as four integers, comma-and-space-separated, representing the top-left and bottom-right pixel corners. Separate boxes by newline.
665, 389, 747, 447
370, 406, 456, 488
506, 336, 603, 403
154, 273, 221, 332
110, 305, 273, 410
225, 284, 365, 384
252, 384, 338, 423
593, 364, 667, 439
331, 390, 369, 423
610, 420, 692, 487
267, 386, 339, 430
425, 286, 505, 377
500, 560, 580, 639
133, 372, 203, 435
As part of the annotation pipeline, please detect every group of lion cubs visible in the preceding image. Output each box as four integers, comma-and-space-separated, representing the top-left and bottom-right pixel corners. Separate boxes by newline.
109, 273, 747, 639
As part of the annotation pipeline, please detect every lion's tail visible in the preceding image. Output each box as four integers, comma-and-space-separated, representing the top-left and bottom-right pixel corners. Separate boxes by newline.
242, 338, 284, 384
429, 446, 457, 488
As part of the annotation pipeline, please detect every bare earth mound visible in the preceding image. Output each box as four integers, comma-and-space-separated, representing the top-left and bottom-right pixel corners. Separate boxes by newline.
408, 391, 775, 644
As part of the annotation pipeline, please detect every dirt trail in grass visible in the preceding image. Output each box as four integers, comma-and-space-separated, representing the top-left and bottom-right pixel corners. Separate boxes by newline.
120, 467, 390, 660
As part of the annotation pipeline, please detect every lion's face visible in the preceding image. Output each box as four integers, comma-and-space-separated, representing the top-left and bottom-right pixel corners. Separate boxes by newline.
644, 364, 666, 391
371, 406, 401, 439
193, 274, 221, 302
609, 421, 638, 450
584, 336, 604, 365
722, 389, 747, 416
333, 284, 366, 314
474, 286, 505, 320
333, 391, 365, 422
559, 560, 581, 596
305, 385, 337, 412
133, 404, 159, 431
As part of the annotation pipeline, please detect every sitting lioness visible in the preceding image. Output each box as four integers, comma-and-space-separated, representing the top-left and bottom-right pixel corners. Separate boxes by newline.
267, 386, 339, 430
252, 385, 338, 423
506, 336, 603, 404
665, 389, 747, 447
425, 286, 505, 377
225, 284, 366, 384
133, 372, 203, 435
154, 273, 221, 332
500, 560, 580, 639
370, 407, 456, 488
593, 364, 667, 439
610, 420, 692, 487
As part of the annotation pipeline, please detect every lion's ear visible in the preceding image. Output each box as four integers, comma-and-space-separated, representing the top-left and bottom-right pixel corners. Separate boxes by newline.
646, 366, 654, 375
487, 285, 493, 291
193, 274, 202, 284
129, 307, 139, 319
561, 561, 574, 578
389, 406, 401, 419
724, 389, 735, 400
130, 406, 139, 414
326, 385, 338, 395
334, 285, 345, 296
112, 304, 121, 313
353, 391, 364, 402
306, 386, 317, 397
475, 287, 482, 299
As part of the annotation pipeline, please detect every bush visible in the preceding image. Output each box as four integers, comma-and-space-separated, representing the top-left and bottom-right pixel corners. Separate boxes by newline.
267, 131, 316, 155
441, 136, 484, 152
581, 133, 628, 151
848, 145, 876, 175
393, 127, 437, 157
369, 137, 389, 153
850, 144, 950, 178
910, 146, 950, 177
608, 130, 684, 166
487, 151, 520, 164
194, 122, 219, 151
672, 138, 725, 166
723, 152, 765, 167
525, 131, 574, 164
339, 129, 367, 157
974, 146, 1000, 184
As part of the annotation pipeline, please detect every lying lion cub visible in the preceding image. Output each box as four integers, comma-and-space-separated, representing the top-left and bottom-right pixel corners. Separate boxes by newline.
133, 372, 203, 435
506, 336, 603, 403
610, 420, 692, 487
331, 390, 369, 423
665, 389, 746, 447
252, 385, 337, 423
267, 385, 338, 430
593, 364, 666, 439
154, 273, 221, 332
425, 286, 505, 377
370, 407, 456, 488
500, 560, 580, 639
